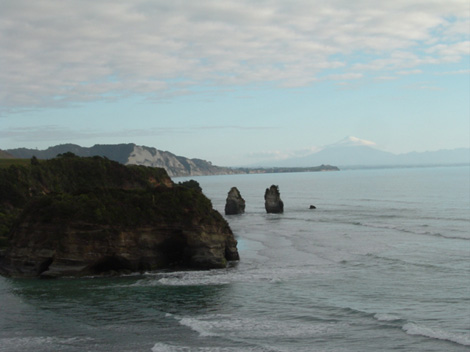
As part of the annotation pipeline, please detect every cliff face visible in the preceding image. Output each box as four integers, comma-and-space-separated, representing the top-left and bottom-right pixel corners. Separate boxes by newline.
0, 155, 239, 278
126, 145, 240, 177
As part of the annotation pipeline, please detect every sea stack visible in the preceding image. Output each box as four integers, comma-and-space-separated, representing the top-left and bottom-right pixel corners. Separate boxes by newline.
264, 185, 284, 213
225, 187, 246, 215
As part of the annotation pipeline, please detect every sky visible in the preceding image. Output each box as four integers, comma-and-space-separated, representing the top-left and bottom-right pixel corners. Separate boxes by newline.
1, 0, 469, 166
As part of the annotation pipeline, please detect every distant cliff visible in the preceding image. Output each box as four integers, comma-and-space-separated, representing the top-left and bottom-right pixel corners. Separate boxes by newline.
5, 144, 241, 177
0, 155, 239, 278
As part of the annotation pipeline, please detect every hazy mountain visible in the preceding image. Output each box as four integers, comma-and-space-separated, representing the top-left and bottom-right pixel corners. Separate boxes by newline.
262, 137, 469, 168
5, 143, 242, 177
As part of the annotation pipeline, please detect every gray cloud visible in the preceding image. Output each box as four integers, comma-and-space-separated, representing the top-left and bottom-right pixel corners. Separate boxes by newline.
1, 0, 468, 111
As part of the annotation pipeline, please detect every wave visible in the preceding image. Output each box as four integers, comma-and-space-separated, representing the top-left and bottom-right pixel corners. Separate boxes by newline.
362, 252, 456, 272
127, 264, 325, 288
373, 313, 402, 322
151, 342, 253, 352
351, 221, 470, 241
330, 307, 470, 347
173, 313, 343, 340
0, 336, 94, 350
403, 323, 470, 346
167, 308, 470, 350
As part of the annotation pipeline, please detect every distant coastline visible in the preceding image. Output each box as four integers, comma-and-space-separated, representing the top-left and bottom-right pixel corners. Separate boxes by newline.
235, 164, 340, 174
2, 144, 340, 177
338, 163, 469, 170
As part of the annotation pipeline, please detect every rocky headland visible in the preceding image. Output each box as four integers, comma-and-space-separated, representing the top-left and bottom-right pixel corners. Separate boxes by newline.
0, 154, 239, 278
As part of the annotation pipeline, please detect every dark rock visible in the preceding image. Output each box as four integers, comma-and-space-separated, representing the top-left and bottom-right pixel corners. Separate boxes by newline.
309, 205, 316, 209
264, 185, 284, 213
225, 187, 245, 215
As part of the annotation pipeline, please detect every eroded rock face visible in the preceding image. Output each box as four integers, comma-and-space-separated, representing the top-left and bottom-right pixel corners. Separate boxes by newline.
264, 185, 284, 213
225, 187, 245, 215
1, 220, 239, 278
0, 190, 239, 278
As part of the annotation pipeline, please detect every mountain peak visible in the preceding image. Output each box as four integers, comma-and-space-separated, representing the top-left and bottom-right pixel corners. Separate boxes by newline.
331, 136, 377, 148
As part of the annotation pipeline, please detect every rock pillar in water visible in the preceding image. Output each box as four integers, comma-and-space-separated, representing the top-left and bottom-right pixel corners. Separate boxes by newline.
225, 187, 246, 215
264, 185, 284, 213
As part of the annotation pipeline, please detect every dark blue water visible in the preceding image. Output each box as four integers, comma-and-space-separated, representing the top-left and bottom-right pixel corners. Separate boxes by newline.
1, 166, 469, 351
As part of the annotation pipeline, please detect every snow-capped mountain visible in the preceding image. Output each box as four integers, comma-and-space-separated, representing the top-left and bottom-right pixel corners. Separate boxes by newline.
261, 137, 469, 168
328, 136, 377, 148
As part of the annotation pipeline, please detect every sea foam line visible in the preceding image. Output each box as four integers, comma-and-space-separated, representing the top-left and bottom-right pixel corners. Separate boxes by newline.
403, 323, 470, 346
173, 313, 343, 340
151, 342, 253, 352
355, 221, 470, 241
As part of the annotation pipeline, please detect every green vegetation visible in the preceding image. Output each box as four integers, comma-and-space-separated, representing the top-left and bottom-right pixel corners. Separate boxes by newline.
178, 179, 203, 192
0, 154, 184, 247
20, 186, 219, 228
0, 159, 31, 169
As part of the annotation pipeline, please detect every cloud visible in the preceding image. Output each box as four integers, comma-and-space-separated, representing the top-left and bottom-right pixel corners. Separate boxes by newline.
0, 124, 273, 144
434, 69, 470, 75
396, 69, 423, 75
324, 73, 363, 81
1, 0, 469, 111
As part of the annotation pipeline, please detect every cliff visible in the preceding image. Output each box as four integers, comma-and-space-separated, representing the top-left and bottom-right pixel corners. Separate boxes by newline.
0, 154, 239, 278
5, 143, 242, 177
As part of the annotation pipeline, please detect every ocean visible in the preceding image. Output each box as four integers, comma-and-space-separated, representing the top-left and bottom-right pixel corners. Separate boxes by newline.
0, 166, 469, 352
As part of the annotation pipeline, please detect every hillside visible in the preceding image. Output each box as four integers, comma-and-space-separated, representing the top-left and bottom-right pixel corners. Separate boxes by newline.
0, 154, 239, 278
0, 150, 13, 159
5, 143, 242, 177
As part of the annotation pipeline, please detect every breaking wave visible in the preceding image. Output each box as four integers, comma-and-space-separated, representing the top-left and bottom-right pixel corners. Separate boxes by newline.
403, 323, 470, 346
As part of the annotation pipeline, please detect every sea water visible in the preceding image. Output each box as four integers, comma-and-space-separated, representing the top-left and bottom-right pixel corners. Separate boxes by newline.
0, 166, 469, 352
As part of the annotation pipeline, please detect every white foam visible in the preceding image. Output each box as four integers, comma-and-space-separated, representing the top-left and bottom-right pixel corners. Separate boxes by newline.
151, 342, 178, 352
179, 317, 219, 337
373, 313, 401, 322
0, 336, 94, 349
128, 266, 311, 288
174, 313, 342, 340
403, 323, 470, 346
151, 342, 260, 352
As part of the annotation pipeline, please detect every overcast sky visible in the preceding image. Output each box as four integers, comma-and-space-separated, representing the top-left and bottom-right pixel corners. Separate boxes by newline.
1, 0, 469, 165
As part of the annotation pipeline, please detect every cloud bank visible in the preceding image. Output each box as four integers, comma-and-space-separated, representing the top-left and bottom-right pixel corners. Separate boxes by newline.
1, 0, 469, 112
